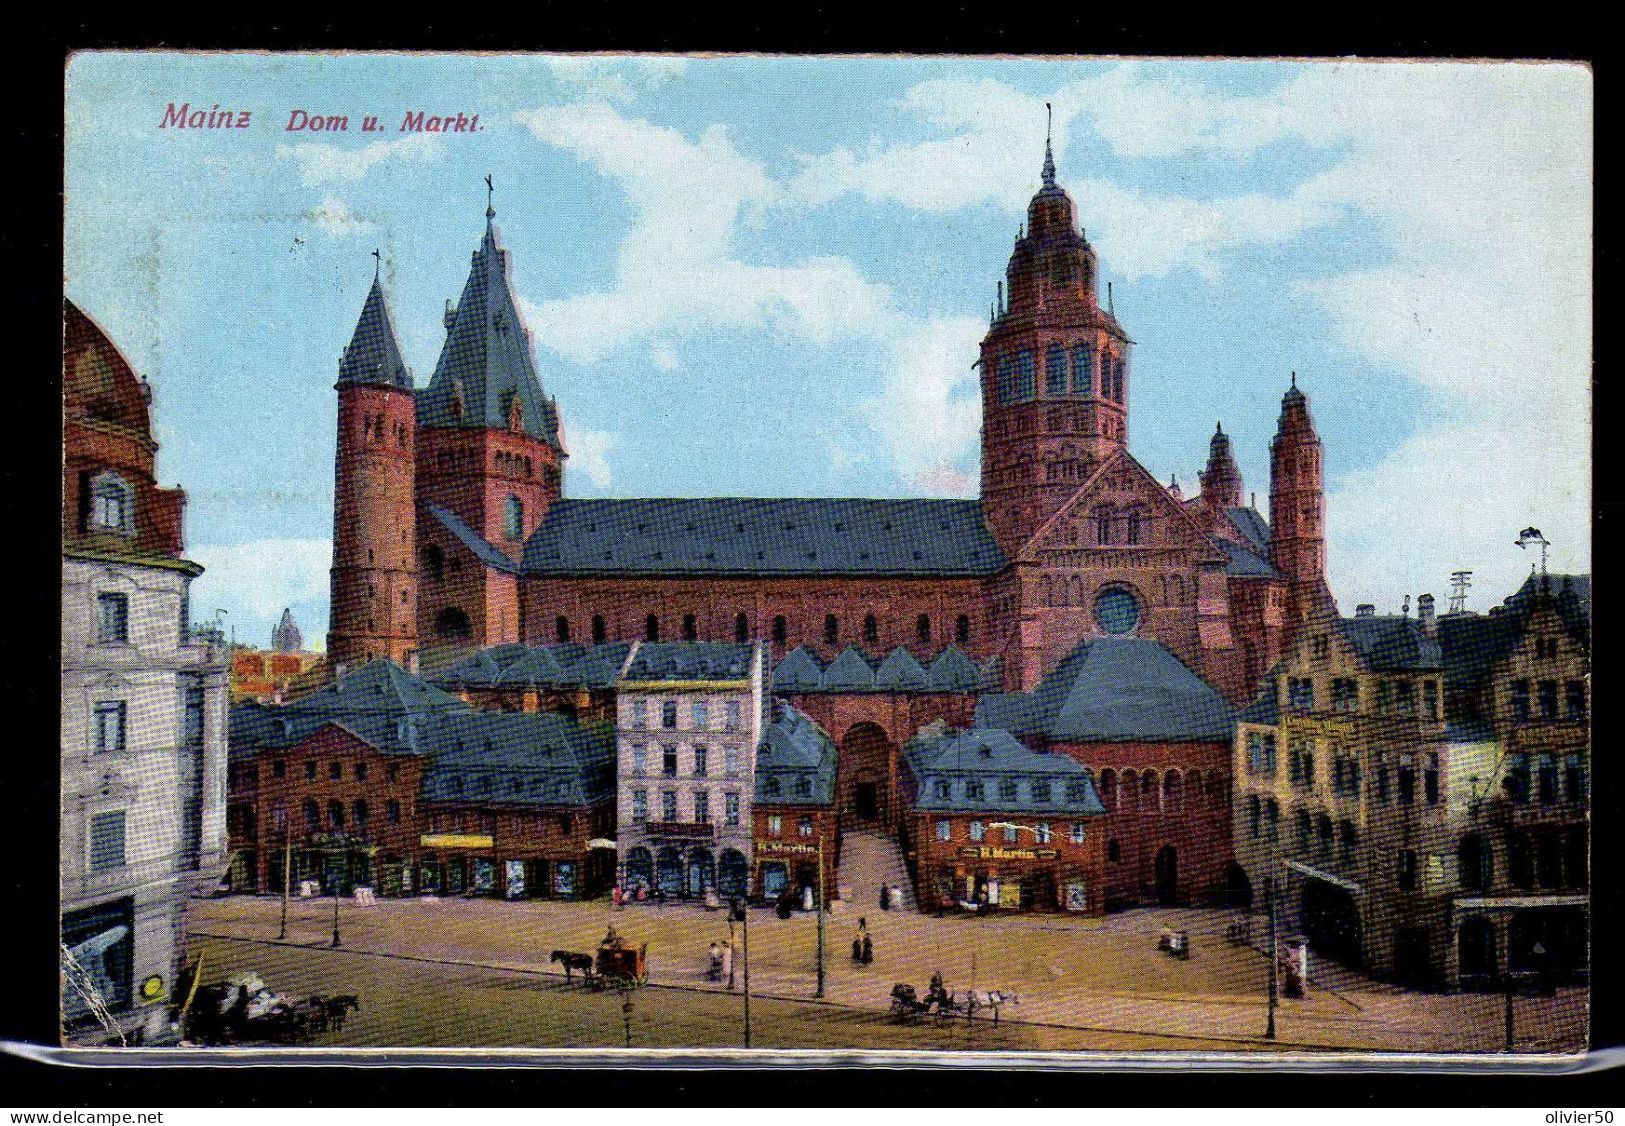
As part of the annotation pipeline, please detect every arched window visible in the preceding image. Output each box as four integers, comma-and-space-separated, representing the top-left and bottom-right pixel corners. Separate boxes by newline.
591, 614, 606, 643
555, 616, 570, 644
1015, 350, 1036, 401
1338, 820, 1357, 862
735, 613, 750, 643
303, 799, 320, 831
824, 614, 839, 646
328, 800, 345, 831
1099, 768, 1117, 811
503, 495, 524, 541
89, 472, 133, 535
1265, 798, 1280, 841
1125, 512, 1142, 545
1071, 344, 1092, 395
772, 616, 787, 646
1247, 795, 1261, 838
1045, 344, 1067, 395
645, 614, 660, 642
1106, 838, 1121, 863
915, 614, 931, 644
682, 613, 698, 641
1096, 511, 1112, 545
955, 614, 970, 646
353, 799, 370, 835
1164, 771, 1180, 811
434, 607, 471, 640
997, 355, 1016, 404
863, 615, 879, 644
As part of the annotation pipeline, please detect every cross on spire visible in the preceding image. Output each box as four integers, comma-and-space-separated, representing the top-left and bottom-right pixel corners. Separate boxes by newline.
1042, 102, 1056, 186
485, 173, 495, 220
371, 247, 381, 280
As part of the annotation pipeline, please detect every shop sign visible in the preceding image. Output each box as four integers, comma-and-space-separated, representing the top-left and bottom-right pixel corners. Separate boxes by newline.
958, 846, 1058, 861
756, 841, 818, 855
420, 833, 494, 849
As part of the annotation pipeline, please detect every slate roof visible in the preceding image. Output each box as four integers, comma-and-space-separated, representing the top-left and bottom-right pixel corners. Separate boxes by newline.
1336, 616, 1443, 671
976, 638, 1234, 743
425, 504, 520, 574
1227, 506, 1271, 557
755, 706, 837, 806
623, 642, 760, 682
418, 710, 615, 808
289, 659, 469, 717
1218, 537, 1278, 578
337, 276, 412, 389
1236, 675, 1283, 726
520, 498, 1006, 577
902, 728, 1106, 816
430, 642, 635, 690
416, 217, 561, 446
769, 645, 985, 694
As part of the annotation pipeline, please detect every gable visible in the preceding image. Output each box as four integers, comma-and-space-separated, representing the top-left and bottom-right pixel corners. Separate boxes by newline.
1017, 449, 1228, 566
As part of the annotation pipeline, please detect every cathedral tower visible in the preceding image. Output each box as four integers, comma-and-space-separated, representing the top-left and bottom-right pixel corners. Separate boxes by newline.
328, 265, 419, 671
1269, 374, 1330, 637
979, 126, 1132, 557
1198, 422, 1244, 513
414, 186, 565, 650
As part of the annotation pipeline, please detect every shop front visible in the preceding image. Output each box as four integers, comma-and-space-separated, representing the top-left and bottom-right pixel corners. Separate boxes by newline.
931, 845, 1093, 914
753, 839, 829, 904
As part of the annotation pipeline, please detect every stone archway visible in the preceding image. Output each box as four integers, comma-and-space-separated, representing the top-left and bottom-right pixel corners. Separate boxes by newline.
839, 723, 894, 829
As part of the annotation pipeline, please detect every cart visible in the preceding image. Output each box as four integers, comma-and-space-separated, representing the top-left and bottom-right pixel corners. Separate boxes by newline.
592, 939, 648, 989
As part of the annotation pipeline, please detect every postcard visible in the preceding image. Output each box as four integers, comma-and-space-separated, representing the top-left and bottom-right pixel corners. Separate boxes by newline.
55, 51, 1592, 1065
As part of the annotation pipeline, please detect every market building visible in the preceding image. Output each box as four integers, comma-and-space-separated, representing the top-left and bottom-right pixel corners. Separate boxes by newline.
1231, 574, 1589, 990
752, 704, 840, 903
899, 727, 1107, 914
62, 300, 230, 1044
228, 659, 614, 900
614, 642, 769, 900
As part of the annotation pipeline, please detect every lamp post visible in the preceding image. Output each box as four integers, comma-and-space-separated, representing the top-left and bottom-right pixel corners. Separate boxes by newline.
1265, 874, 1278, 1041
741, 895, 752, 1048
815, 832, 826, 999
278, 812, 291, 941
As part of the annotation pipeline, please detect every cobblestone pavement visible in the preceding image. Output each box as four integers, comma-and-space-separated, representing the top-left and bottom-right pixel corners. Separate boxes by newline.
183, 894, 1587, 1055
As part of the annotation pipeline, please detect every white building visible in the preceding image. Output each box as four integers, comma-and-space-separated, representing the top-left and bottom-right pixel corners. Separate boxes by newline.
62, 302, 230, 1045
614, 642, 768, 901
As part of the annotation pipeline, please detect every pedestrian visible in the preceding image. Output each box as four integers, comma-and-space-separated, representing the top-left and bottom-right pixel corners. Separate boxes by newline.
851, 916, 867, 962
707, 941, 723, 981
861, 932, 873, 964
880, 884, 889, 911
612, 884, 623, 910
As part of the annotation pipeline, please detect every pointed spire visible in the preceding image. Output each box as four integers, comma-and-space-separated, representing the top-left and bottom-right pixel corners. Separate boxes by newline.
485, 172, 495, 221
1042, 102, 1056, 186
1107, 281, 1115, 316
338, 264, 411, 389
1202, 416, 1244, 509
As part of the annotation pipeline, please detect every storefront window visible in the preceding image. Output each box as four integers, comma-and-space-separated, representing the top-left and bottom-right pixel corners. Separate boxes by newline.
935, 820, 951, 842
969, 821, 985, 841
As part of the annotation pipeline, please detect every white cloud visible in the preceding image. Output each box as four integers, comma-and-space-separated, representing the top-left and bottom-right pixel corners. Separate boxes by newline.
277, 134, 440, 186
564, 426, 617, 490
513, 101, 978, 488
544, 56, 690, 103
789, 63, 1591, 593
189, 538, 332, 624
305, 195, 374, 238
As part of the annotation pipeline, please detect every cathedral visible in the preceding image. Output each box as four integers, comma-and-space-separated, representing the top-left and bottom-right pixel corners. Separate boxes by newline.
328, 136, 1330, 708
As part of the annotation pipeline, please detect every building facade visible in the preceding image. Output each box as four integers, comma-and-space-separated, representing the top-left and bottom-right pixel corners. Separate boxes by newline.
315, 145, 1332, 854
900, 728, 1107, 914
228, 660, 615, 902
753, 704, 840, 903
614, 643, 768, 900
1231, 575, 1589, 990
62, 300, 230, 1044
979, 637, 1236, 909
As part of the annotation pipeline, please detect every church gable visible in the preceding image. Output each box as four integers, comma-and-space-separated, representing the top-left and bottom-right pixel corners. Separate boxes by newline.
1016, 449, 1227, 568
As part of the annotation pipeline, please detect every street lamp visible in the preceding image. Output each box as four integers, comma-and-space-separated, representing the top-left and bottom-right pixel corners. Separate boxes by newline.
814, 833, 826, 999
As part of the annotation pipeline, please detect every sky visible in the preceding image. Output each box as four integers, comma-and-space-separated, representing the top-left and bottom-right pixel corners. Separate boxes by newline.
64, 54, 1592, 650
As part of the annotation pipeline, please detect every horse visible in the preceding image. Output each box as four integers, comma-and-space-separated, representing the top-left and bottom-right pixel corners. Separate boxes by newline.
550, 950, 594, 982
323, 994, 361, 1032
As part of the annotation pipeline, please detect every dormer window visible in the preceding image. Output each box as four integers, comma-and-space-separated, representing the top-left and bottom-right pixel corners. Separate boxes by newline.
89, 472, 133, 535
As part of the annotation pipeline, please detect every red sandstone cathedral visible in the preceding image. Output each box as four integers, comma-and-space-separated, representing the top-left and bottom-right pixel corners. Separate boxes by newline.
328, 141, 1330, 706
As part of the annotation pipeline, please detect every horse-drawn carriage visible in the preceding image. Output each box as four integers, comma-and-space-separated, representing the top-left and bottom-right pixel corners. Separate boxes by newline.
551, 928, 647, 990
178, 970, 360, 1045
888, 974, 1018, 1025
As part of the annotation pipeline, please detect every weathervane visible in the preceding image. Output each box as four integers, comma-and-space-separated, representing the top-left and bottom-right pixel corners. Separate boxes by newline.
1515, 528, 1550, 576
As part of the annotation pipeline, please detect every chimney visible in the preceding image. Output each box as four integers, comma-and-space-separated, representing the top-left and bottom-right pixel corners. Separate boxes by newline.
1417, 593, 1436, 637
1355, 604, 1376, 618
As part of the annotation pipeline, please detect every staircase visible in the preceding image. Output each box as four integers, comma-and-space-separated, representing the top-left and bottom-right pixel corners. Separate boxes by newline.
836, 829, 917, 913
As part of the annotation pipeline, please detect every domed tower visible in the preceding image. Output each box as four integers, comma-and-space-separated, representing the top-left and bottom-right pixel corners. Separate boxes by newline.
979, 120, 1131, 557
328, 262, 419, 671
1269, 374, 1330, 637
414, 183, 565, 650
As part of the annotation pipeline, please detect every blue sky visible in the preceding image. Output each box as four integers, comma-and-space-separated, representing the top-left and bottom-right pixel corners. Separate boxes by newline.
65, 54, 1592, 649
